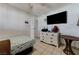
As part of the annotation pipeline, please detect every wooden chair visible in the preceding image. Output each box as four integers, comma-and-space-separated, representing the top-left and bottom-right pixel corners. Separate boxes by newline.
0, 39, 11, 55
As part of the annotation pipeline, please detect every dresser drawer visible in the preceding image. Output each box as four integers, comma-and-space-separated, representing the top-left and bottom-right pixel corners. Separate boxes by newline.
49, 36, 54, 40
41, 32, 48, 35
40, 32, 60, 47
40, 36, 48, 41
49, 33, 54, 36
45, 39, 53, 44
49, 40, 53, 44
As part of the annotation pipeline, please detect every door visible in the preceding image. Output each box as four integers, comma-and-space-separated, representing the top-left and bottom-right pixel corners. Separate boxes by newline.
34, 18, 38, 38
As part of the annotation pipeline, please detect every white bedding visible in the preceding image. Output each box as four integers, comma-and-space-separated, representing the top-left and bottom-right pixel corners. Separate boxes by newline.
0, 31, 35, 55
10, 36, 35, 54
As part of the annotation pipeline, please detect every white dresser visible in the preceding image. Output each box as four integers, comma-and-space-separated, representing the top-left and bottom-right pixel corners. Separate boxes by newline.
40, 31, 61, 47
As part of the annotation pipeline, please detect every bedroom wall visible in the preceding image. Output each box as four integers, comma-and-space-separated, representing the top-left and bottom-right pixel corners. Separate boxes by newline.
38, 4, 79, 48
0, 3, 34, 38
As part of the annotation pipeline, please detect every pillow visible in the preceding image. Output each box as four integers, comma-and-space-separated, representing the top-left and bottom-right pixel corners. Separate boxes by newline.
0, 39, 11, 55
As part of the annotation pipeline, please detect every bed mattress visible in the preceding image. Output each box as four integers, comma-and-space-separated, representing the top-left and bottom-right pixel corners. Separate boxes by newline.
9, 36, 35, 54
0, 34, 35, 54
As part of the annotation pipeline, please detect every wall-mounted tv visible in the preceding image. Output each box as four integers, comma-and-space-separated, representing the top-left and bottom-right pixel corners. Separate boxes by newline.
47, 11, 67, 24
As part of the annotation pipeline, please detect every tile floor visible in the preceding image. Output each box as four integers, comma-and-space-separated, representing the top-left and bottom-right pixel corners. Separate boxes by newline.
31, 40, 79, 55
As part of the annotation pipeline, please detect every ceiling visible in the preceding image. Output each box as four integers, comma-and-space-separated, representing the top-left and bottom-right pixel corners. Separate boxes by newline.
9, 3, 71, 16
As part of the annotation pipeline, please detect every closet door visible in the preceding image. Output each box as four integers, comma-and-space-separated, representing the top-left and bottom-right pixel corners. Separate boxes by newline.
34, 18, 38, 38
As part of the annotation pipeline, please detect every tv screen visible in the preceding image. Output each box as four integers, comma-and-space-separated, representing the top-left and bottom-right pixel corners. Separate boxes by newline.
47, 11, 67, 24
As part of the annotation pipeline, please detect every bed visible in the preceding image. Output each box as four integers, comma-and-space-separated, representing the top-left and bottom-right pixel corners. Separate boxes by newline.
0, 31, 35, 55
10, 35, 35, 54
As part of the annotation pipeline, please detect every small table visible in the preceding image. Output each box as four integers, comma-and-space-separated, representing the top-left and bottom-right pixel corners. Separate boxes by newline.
61, 35, 79, 55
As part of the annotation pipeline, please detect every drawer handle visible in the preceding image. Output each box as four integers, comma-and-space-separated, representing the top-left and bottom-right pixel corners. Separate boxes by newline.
50, 37, 53, 39
42, 36, 44, 37
51, 41, 53, 42
52, 34, 54, 36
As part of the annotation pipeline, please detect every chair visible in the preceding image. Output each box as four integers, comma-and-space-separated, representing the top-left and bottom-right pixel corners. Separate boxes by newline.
0, 39, 11, 55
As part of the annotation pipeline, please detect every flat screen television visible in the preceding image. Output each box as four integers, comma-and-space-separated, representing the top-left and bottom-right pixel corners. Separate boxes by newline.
47, 11, 67, 24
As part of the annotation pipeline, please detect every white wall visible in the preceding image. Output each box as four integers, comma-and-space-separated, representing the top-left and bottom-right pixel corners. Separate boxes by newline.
38, 4, 79, 48
0, 3, 34, 38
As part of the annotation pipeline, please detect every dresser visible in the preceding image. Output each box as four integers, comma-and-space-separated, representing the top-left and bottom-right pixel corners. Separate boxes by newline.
40, 31, 61, 47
